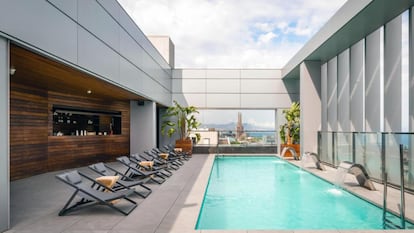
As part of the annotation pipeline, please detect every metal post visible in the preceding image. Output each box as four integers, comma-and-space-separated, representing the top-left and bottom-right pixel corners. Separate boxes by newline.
383, 172, 388, 229
332, 132, 336, 166
352, 132, 356, 163
399, 144, 406, 229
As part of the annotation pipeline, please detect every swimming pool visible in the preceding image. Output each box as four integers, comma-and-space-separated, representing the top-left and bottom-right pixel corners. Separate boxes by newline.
196, 156, 413, 230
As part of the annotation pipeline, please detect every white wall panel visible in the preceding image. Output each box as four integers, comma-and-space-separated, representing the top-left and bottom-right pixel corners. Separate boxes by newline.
350, 39, 365, 131
77, 27, 120, 83
241, 79, 279, 93
173, 79, 205, 93
327, 57, 338, 131
206, 79, 240, 93
240, 94, 293, 108
172, 94, 206, 108
337, 49, 350, 131
384, 15, 402, 131
179, 69, 206, 79
365, 28, 382, 132
207, 94, 240, 108
78, 0, 120, 52
240, 69, 281, 79
321, 63, 328, 131
206, 69, 240, 79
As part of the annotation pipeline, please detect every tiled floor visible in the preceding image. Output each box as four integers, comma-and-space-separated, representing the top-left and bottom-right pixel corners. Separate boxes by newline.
4, 154, 414, 233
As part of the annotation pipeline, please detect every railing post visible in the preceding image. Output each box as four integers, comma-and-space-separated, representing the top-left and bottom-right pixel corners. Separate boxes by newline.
399, 144, 406, 229
381, 133, 386, 184
352, 132, 356, 163
332, 132, 336, 166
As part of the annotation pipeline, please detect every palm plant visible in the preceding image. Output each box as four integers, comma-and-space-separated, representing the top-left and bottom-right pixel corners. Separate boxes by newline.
280, 102, 300, 144
161, 100, 201, 140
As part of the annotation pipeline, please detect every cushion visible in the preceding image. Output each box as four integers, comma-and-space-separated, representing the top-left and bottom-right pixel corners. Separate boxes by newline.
65, 171, 82, 184
94, 163, 106, 173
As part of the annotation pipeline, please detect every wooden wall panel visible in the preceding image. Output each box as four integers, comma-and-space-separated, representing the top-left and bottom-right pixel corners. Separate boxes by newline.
10, 85, 130, 180
10, 83, 48, 180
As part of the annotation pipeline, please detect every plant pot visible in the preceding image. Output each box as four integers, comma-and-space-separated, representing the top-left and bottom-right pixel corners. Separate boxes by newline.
280, 143, 300, 159
175, 138, 193, 155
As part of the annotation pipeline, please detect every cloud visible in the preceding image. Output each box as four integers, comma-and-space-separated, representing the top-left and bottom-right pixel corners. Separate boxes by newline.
117, 0, 347, 68
257, 32, 278, 44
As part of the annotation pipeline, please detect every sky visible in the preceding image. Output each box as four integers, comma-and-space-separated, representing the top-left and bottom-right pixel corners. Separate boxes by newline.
117, 0, 347, 68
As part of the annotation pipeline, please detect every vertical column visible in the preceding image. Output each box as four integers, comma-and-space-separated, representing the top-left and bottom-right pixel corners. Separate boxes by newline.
130, 100, 157, 153
411, 8, 414, 131
409, 7, 414, 188
365, 28, 382, 132
384, 15, 402, 131
321, 63, 328, 131
337, 49, 350, 131
327, 56, 338, 131
300, 61, 321, 154
337, 49, 351, 162
350, 39, 365, 131
320, 62, 329, 163
0, 37, 10, 232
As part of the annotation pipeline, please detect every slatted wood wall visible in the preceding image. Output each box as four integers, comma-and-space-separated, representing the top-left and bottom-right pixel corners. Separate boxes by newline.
10, 83, 49, 180
10, 84, 130, 180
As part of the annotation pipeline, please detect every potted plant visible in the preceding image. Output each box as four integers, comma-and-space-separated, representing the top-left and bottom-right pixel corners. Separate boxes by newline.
161, 100, 201, 154
279, 102, 300, 158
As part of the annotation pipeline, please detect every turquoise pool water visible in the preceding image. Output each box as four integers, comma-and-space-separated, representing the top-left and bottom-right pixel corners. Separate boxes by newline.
196, 156, 413, 230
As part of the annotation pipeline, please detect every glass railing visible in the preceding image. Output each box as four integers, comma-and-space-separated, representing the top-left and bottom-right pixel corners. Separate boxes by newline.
191, 129, 277, 147
318, 131, 414, 191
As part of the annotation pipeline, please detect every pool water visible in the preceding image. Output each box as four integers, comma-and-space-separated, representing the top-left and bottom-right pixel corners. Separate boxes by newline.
195, 156, 413, 230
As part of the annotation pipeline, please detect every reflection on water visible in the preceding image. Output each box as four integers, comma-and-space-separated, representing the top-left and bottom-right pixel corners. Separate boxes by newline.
326, 188, 343, 196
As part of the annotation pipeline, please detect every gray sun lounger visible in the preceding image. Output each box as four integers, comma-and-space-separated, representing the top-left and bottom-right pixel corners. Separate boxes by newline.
116, 156, 166, 184
88, 162, 152, 198
55, 170, 137, 216
130, 153, 173, 177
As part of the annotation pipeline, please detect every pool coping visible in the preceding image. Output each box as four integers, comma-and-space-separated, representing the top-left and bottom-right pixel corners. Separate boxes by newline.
182, 153, 414, 233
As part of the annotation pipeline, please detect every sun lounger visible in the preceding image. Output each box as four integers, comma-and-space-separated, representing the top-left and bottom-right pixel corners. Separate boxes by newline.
55, 170, 137, 216
129, 153, 173, 177
88, 162, 152, 198
116, 156, 165, 184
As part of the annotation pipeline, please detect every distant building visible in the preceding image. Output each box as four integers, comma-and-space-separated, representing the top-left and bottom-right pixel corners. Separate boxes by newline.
235, 112, 246, 140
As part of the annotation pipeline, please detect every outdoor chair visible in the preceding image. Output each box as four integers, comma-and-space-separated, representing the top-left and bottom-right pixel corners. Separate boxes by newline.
55, 170, 137, 216
88, 162, 152, 198
136, 152, 179, 171
152, 147, 187, 163
116, 156, 165, 184
145, 150, 183, 167
164, 144, 191, 160
129, 153, 173, 177
142, 151, 181, 170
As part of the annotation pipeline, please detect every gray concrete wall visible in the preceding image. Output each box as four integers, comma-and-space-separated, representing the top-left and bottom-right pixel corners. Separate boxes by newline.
172, 69, 298, 109
300, 61, 321, 154
130, 101, 157, 153
0, 37, 9, 232
0, 0, 172, 106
